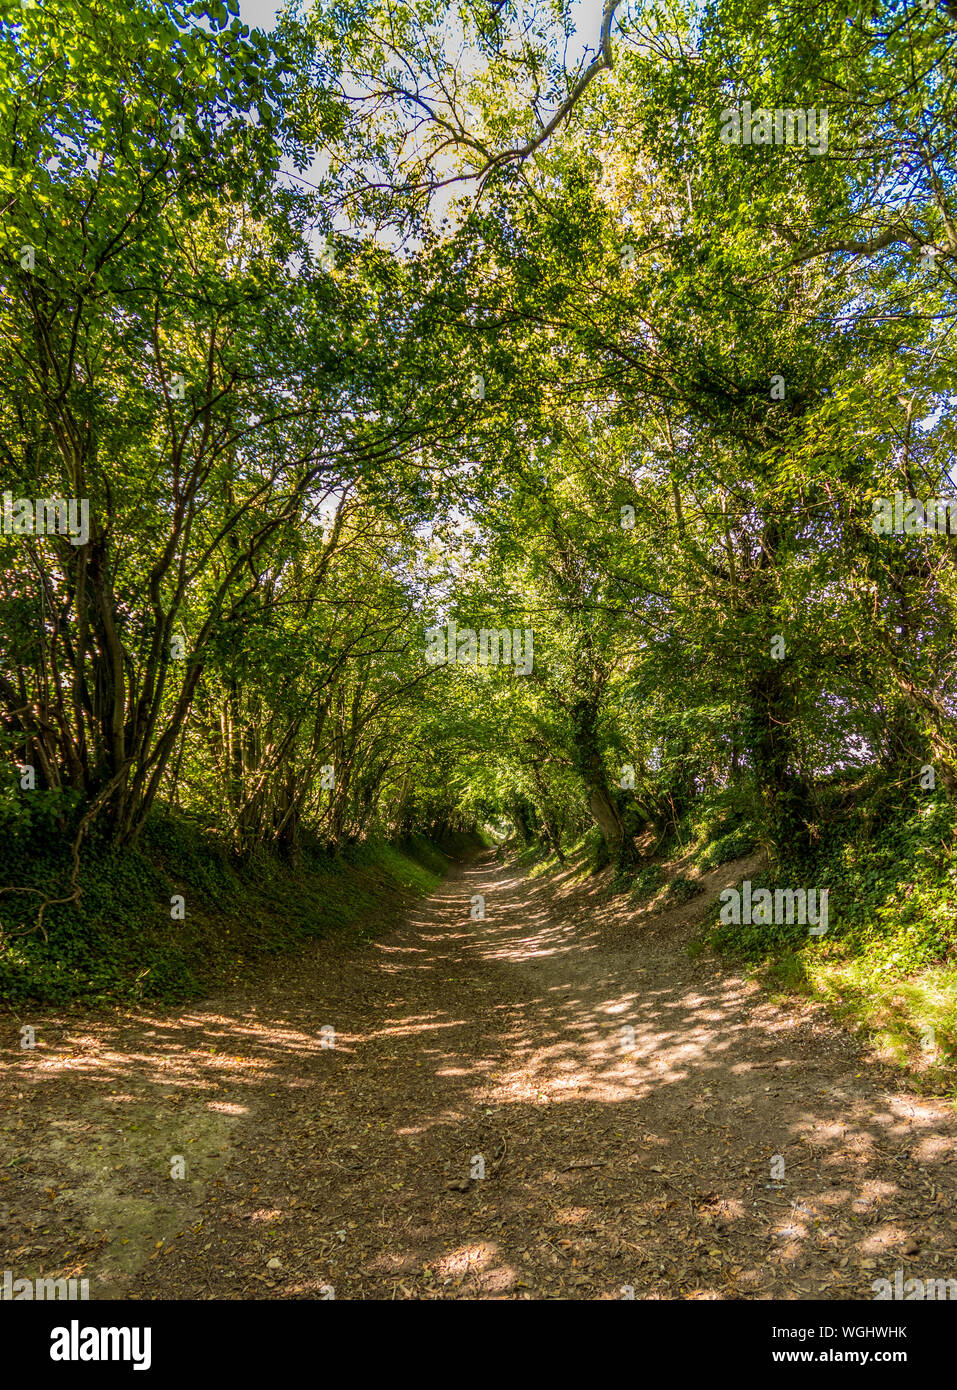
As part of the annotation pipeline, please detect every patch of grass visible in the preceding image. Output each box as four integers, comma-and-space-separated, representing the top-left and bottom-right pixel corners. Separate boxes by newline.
527, 851, 562, 879
696, 826, 756, 871
514, 840, 553, 872
764, 951, 957, 1086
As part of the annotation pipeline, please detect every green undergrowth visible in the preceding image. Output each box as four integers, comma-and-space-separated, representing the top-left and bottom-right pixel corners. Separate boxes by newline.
514, 840, 558, 874
603, 789, 759, 901
0, 813, 479, 1009
509, 837, 592, 884
628, 862, 665, 904
692, 792, 957, 1091
665, 789, 759, 870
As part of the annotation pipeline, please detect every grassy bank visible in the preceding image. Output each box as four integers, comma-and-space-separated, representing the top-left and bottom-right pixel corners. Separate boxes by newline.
0, 814, 482, 1009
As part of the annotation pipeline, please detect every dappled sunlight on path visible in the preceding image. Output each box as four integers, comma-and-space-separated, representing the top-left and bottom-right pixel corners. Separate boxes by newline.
5, 848, 957, 1300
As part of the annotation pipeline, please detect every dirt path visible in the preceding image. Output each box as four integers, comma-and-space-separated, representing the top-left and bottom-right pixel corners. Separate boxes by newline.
4, 849, 957, 1300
